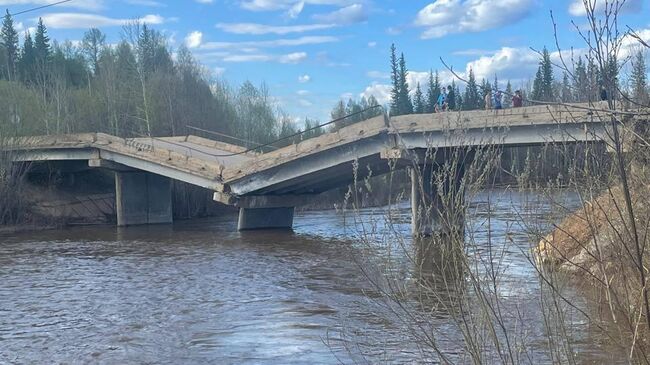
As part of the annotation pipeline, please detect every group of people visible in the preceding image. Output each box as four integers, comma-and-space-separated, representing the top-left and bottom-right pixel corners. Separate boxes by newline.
435, 85, 456, 112
434, 86, 525, 112
484, 89, 524, 110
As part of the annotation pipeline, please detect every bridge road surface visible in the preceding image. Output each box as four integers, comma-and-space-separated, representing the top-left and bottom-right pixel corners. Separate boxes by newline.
131, 137, 255, 168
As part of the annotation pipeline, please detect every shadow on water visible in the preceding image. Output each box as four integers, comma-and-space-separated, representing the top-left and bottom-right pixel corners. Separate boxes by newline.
0, 189, 630, 364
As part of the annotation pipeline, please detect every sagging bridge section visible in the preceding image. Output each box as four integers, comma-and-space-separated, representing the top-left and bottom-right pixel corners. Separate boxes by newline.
6, 102, 613, 235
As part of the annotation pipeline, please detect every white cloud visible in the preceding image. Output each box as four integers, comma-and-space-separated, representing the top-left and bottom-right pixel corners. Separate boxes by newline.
568, 0, 642, 16
299, 99, 313, 106
298, 74, 311, 83
216, 22, 336, 35
0, 0, 103, 11
366, 70, 389, 79
414, 0, 535, 39
297, 89, 310, 95
196, 0, 213, 3
38, 13, 166, 29
240, 0, 353, 11
361, 82, 391, 104
279, 52, 307, 63
312, 3, 367, 25
124, 0, 165, 6
220, 51, 308, 63
198, 35, 338, 50
214, 66, 226, 75
465, 46, 539, 82
287, 1, 304, 18
367, 41, 377, 48
185, 31, 203, 48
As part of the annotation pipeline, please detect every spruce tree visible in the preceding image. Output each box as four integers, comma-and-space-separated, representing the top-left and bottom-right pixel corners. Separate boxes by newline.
453, 83, 462, 111
389, 44, 400, 116
413, 83, 424, 114
34, 18, 50, 64
630, 51, 649, 106
82, 28, 106, 75
541, 47, 554, 101
574, 57, 588, 102
397, 52, 413, 114
463, 68, 480, 110
19, 32, 35, 83
503, 81, 513, 108
479, 78, 490, 109
1, 10, 19, 80
531, 48, 554, 102
561, 72, 572, 102
425, 70, 440, 113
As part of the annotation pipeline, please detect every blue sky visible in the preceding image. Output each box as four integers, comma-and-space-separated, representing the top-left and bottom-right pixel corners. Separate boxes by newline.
2, 0, 650, 122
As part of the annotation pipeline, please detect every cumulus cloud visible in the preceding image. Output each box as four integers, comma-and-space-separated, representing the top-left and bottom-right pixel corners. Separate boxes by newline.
216, 22, 336, 35
414, 0, 535, 39
312, 3, 367, 25
185, 31, 203, 48
568, 0, 642, 16
37, 13, 166, 29
366, 70, 389, 79
298, 74, 311, 83
361, 82, 391, 104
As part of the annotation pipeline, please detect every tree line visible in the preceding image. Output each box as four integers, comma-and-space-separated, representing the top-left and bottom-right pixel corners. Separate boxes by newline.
348, 43, 648, 118
0, 11, 321, 148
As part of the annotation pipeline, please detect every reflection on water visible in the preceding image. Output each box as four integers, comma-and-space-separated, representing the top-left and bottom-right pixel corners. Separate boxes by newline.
0, 189, 627, 364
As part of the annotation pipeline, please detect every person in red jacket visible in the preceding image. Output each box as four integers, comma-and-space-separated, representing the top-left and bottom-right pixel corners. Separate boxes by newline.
512, 90, 523, 108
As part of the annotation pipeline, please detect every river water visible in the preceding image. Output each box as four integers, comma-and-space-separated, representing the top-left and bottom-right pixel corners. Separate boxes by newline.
0, 189, 626, 364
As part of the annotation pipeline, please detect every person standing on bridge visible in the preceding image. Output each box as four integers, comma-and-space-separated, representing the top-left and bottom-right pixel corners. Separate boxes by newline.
494, 91, 503, 110
484, 89, 493, 110
512, 90, 523, 108
446, 85, 456, 111
435, 87, 447, 112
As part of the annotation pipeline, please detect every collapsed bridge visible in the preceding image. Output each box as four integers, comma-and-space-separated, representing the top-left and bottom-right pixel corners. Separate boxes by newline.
6, 102, 616, 235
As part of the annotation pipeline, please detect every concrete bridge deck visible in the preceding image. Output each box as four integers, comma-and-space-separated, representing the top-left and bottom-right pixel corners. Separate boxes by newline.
5, 101, 626, 233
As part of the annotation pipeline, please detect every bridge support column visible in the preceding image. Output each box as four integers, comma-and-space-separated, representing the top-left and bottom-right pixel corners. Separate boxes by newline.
115, 172, 172, 226
237, 207, 294, 231
410, 163, 466, 238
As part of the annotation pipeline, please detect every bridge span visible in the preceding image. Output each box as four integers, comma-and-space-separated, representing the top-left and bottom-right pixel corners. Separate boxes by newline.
5, 102, 615, 235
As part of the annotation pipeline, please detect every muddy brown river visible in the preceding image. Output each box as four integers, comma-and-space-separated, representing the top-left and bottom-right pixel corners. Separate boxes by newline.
0, 189, 627, 364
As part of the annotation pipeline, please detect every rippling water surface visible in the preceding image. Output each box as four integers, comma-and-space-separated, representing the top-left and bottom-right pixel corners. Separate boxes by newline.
0, 189, 627, 364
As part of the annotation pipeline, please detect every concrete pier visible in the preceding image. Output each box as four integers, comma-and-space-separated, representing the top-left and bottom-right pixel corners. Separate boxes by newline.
237, 207, 295, 231
115, 172, 172, 226
410, 163, 465, 238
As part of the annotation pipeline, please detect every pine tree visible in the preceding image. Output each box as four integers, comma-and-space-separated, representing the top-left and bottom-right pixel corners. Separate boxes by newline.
630, 51, 649, 106
389, 43, 400, 116
463, 68, 480, 110
1, 10, 19, 80
493, 74, 499, 92
397, 52, 412, 115
425, 70, 440, 113
413, 82, 424, 114
587, 56, 598, 101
